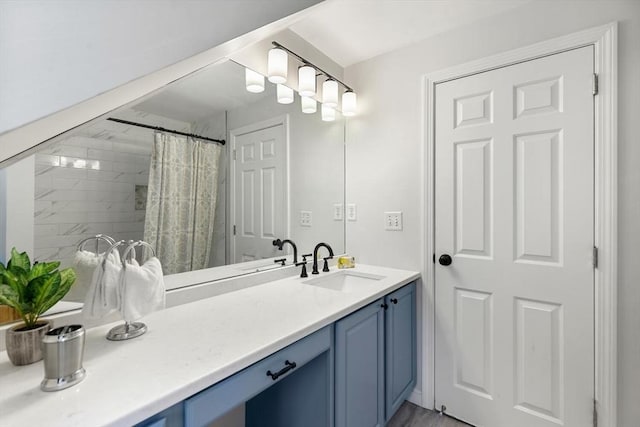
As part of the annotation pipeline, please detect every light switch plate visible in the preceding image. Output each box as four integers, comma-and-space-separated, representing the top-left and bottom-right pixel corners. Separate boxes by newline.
300, 210, 312, 227
347, 204, 357, 221
384, 211, 403, 230
333, 203, 344, 221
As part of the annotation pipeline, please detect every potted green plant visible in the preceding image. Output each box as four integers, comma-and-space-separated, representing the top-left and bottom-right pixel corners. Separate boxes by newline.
0, 248, 76, 365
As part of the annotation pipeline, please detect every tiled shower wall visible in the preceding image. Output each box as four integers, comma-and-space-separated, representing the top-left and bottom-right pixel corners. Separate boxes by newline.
34, 134, 152, 268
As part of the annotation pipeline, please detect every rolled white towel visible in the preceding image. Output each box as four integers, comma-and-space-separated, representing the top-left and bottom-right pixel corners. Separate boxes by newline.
120, 257, 165, 322
82, 251, 122, 320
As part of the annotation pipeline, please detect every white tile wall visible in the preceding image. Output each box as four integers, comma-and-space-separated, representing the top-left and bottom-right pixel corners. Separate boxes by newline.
34, 134, 151, 268
33, 110, 192, 268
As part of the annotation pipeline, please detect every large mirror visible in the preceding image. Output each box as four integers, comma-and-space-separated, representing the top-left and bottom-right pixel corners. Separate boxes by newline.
0, 58, 345, 321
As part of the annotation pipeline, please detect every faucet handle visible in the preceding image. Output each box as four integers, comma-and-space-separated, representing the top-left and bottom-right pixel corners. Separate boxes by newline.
295, 261, 308, 278
322, 256, 333, 272
274, 258, 286, 266
301, 253, 312, 262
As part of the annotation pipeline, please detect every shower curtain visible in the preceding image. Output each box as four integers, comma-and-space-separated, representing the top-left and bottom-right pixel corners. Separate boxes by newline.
144, 132, 222, 274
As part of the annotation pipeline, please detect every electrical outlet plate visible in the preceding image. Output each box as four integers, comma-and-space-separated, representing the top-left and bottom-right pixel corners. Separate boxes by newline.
347, 203, 357, 221
384, 211, 403, 230
300, 210, 312, 227
333, 203, 343, 221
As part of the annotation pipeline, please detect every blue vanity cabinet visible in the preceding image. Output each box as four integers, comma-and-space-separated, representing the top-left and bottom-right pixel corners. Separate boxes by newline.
184, 325, 331, 427
335, 282, 417, 427
245, 348, 334, 427
136, 281, 416, 427
384, 282, 417, 422
335, 298, 386, 427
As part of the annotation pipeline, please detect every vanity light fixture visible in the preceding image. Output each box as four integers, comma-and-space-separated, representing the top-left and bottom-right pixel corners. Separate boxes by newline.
341, 90, 357, 117
277, 84, 294, 104
265, 42, 358, 117
321, 104, 336, 122
267, 47, 288, 84
245, 68, 265, 93
298, 65, 316, 97
301, 96, 317, 114
322, 79, 339, 108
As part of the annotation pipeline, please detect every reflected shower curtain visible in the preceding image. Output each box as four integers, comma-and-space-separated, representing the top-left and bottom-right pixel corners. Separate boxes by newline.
144, 132, 222, 274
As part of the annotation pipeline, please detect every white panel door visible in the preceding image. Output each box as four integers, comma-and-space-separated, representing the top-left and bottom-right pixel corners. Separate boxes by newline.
434, 47, 594, 427
232, 123, 286, 263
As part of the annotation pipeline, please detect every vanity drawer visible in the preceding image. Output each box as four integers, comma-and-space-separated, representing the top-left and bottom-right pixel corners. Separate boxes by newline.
184, 325, 331, 427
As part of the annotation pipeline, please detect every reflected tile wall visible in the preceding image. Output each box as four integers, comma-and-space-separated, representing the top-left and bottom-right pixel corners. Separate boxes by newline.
34, 135, 152, 268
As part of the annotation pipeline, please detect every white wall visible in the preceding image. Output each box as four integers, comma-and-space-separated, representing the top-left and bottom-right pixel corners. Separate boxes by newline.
344, 1, 640, 424
226, 95, 345, 258
0, 0, 321, 134
0, 157, 35, 262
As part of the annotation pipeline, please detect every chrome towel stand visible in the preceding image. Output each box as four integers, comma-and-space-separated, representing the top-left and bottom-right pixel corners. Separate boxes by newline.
106, 240, 156, 342
76, 234, 116, 254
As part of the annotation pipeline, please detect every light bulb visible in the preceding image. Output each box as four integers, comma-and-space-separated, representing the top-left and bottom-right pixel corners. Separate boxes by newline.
245, 68, 265, 93
301, 96, 317, 114
267, 48, 288, 84
322, 79, 339, 108
277, 84, 294, 104
342, 90, 357, 116
321, 104, 336, 122
298, 65, 316, 97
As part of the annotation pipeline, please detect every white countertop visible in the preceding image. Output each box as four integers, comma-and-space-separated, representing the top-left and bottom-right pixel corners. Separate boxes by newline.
0, 264, 419, 427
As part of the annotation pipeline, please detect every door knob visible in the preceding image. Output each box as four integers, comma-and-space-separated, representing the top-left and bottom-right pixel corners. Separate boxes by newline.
438, 254, 452, 266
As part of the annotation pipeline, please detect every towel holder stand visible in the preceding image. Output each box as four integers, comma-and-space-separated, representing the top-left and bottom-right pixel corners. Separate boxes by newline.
106, 240, 156, 341
76, 234, 116, 255
106, 320, 147, 341
121, 240, 156, 268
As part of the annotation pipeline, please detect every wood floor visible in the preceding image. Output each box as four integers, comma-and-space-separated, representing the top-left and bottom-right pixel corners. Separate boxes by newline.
387, 401, 472, 427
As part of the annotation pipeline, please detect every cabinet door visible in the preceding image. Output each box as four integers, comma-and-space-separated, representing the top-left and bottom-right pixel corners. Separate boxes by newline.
335, 299, 385, 427
385, 282, 417, 421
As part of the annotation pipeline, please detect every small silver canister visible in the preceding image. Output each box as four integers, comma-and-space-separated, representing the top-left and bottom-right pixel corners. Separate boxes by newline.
41, 324, 86, 392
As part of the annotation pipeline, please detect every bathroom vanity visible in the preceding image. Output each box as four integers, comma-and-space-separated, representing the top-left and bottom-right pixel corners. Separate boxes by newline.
0, 264, 418, 427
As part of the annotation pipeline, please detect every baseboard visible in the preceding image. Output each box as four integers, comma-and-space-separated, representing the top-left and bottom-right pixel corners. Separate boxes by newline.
407, 388, 425, 408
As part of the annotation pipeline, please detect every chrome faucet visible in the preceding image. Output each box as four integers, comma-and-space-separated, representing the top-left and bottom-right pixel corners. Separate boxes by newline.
273, 238, 298, 264
312, 242, 334, 275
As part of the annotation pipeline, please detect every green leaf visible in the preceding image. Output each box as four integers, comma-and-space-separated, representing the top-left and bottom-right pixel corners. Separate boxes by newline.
31, 272, 61, 318
0, 249, 76, 325
28, 261, 60, 281
39, 268, 76, 315
8, 248, 30, 272
1, 268, 26, 301
0, 284, 20, 310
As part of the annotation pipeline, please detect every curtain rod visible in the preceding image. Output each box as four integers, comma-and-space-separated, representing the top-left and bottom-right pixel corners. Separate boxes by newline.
106, 118, 226, 145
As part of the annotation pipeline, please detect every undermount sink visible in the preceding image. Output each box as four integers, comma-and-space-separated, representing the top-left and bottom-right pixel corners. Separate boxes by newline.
303, 270, 386, 292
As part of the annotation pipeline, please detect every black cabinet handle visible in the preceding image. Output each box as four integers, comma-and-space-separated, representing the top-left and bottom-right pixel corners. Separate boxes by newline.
390, 298, 398, 304
266, 360, 297, 381
381, 303, 389, 310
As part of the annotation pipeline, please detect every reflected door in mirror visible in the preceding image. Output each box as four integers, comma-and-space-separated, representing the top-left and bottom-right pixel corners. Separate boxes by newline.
232, 121, 286, 262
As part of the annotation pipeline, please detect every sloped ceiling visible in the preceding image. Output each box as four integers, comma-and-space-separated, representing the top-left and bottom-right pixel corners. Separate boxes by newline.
289, 0, 531, 67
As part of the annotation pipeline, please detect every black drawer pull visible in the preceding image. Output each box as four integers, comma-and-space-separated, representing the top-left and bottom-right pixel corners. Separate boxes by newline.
266, 360, 297, 381
390, 298, 398, 304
